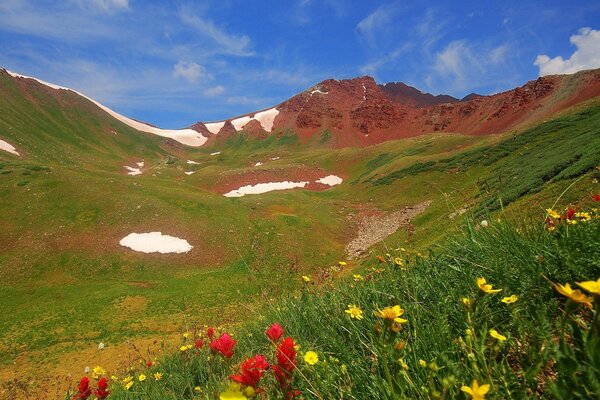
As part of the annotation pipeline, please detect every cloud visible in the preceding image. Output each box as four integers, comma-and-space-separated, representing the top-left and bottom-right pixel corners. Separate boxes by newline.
173, 61, 206, 83
356, 4, 394, 44
87, 0, 129, 12
179, 12, 253, 57
204, 85, 225, 96
360, 44, 412, 75
534, 27, 600, 76
226, 96, 267, 106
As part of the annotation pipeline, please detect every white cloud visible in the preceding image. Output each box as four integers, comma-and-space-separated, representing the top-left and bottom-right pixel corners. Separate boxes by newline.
173, 61, 206, 83
180, 12, 253, 57
534, 27, 600, 76
360, 44, 412, 75
89, 0, 129, 12
489, 44, 510, 64
356, 5, 393, 44
204, 85, 225, 96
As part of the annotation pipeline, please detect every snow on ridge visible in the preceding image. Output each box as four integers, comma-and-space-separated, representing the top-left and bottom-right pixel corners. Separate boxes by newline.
0, 139, 19, 156
119, 232, 193, 254
204, 121, 225, 135
5, 70, 207, 147
310, 89, 328, 95
254, 108, 279, 132
231, 116, 252, 130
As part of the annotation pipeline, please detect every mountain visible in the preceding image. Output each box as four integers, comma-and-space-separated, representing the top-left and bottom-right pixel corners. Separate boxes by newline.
379, 81, 459, 107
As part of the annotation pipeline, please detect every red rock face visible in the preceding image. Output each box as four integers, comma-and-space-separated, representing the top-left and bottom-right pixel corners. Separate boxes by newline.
191, 68, 600, 148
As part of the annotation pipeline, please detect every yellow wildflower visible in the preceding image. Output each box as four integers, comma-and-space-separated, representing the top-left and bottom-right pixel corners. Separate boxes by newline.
546, 209, 561, 219
91, 366, 105, 379
501, 295, 518, 304
576, 278, 600, 296
489, 329, 507, 342
374, 305, 408, 324
219, 382, 247, 400
477, 277, 502, 294
345, 304, 364, 320
338, 261, 347, 266
304, 351, 319, 365
461, 380, 490, 400
419, 359, 427, 367
394, 257, 405, 267
399, 359, 409, 370
554, 282, 594, 308
153, 372, 163, 381
462, 297, 471, 306
122, 376, 133, 390
180, 345, 189, 351
138, 374, 146, 382
194, 386, 202, 392
575, 212, 591, 222
183, 332, 191, 339
353, 274, 364, 281
243, 386, 256, 397
466, 329, 472, 336
302, 275, 311, 283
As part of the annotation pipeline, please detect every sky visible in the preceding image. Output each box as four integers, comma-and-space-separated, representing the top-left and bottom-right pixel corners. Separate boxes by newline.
1, 1, 599, 128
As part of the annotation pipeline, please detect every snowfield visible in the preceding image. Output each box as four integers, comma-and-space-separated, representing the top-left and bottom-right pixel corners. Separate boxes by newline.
120, 232, 193, 254
223, 175, 343, 197
230, 107, 279, 132
0, 139, 19, 155
204, 121, 225, 134
6, 70, 207, 147
316, 175, 343, 186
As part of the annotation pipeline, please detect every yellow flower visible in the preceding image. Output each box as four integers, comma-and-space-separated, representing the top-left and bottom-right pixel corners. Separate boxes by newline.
575, 212, 591, 222
477, 277, 502, 294
194, 386, 202, 392
338, 261, 347, 266
546, 208, 561, 219
466, 329, 473, 336
489, 329, 507, 342
399, 359, 409, 370
138, 374, 146, 382
394, 257, 405, 267
461, 380, 490, 400
153, 372, 163, 381
345, 304, 364, 320
553, 282, 594, 308
180, 345, 189, 351
419, 359, 427, 367
122, 376, 133, 390
302, 275, 311, 283
124, 381, 133, 390
304, 351, 319, 365
219, 382, 247, 400
92, 366, 105, 379
501, 295, 518, 304
462, 297, 471, 306
243, 386, 256, 398
353, 274, 364, 281
374, 305, 408, 324
183, 332, 191, 339
576, 278, 600, 296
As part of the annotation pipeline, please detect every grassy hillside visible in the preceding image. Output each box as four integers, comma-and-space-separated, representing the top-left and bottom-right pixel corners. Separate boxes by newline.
1, 74, 599, 398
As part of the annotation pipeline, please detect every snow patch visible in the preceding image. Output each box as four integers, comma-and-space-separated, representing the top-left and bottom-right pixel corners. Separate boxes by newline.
210, 151, 221, 156
184, 171, 195, 175
6, 70, 207, 147
253, 108, 279, 132
136, 161, 144, 167
310, 89, 328, 95
224, 181, 309, 197
0, 139, 19, 156
316, 175, 343, 186
204, 121, 225, 135
254, 162, 263, 167
269, 157, 280, 161
231, 116, 252, 130
119, 232, 193, 254
187, 160, 200, 164
362, 83, 366, 101
124, 166, 142, 176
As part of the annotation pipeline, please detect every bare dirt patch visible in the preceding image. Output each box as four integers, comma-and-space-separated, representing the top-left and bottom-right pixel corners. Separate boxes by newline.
345, 200, 432, 259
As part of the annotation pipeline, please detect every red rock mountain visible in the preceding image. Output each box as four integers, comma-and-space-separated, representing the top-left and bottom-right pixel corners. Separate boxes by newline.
195, 68, 600, 148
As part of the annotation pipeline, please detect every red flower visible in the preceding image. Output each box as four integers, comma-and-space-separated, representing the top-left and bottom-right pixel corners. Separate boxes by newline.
210, 333, 236, 358
564, 208, 576, 220
276, 337, 297, 372
146, 360, 153, 368
231, 354, 269, 389
287, 389, 302, 399
207, 327, 215, 339
594, 194, 600, 202
94, 376, 110, 400
72, 377, 92, 400
195, 338, 204, 349
265, 323, 284, 342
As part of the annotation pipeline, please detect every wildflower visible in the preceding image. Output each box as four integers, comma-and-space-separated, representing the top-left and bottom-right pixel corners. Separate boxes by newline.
476, 277, 502, 294
94, 376, 110, 400
195, 338, 204, 349
231, 354, 269, 390
220, 382, 247, 400
122, 376, 133, 390
84, 366, 90, 374
462, 297, 471, 306
419, 359, 427, 367
345, 304, 364, 320
546, 208, 561, 219
395, 341, 405, 351
594, 194, 600, 202
353, 274, 364, 281
180, 345, 189, 352
195, 386, 202, 392
480, 220, 488, 228
338, 261, 347, 266
465, 329, 473, 336
489, 329, 507, 342
576, 278, 600, 296
138, 374, 146, 382
302, 275, 311, 282
575, 212, 592, 222
377, 256, 386, 263
97, 342, 105, 350
374, 305, 408, 324
183, 331, 191, 339
146, 360, 153, 368
461, 379, 490, 400
399, 359, 409, 370
394, 257, 405, 267
207, 326, 215, 339
91, 366, 105, 380
72, 377, 92, 400
153, 372, 162, 381
273, 337, 297, 389
210, 333, 237, 359
564, 208, 576, 220
553, 282, 594, 308
304, 351, 319, 365
265, 323, 285, 342
501, 295, 518, 304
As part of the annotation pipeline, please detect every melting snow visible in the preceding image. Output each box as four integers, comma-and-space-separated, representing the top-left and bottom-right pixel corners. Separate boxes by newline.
136, 161, 144, 167
187, 160, 200, 164
184, 171, 195, 175
362, 83, 366, 101
119, 232, 193, 254
231, 116, 252, 130
6, 70, 207, 147
124, 166, 142, 176
269, 157, 280, 160
224, 181, 309, 197
204, 121, 225, 135
310, 89, 328, 95
0, 139, 19, 156
254, 162, 263, 167
210, 151, 221, 156
316, 175, 343, 186
229, 108, 279, 132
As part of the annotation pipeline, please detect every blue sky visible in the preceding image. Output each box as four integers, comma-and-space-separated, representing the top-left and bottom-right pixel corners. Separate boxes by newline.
1, 1, 599, 128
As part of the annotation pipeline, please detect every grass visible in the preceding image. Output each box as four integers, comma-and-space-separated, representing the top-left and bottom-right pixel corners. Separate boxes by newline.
82, 199, 600, 399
